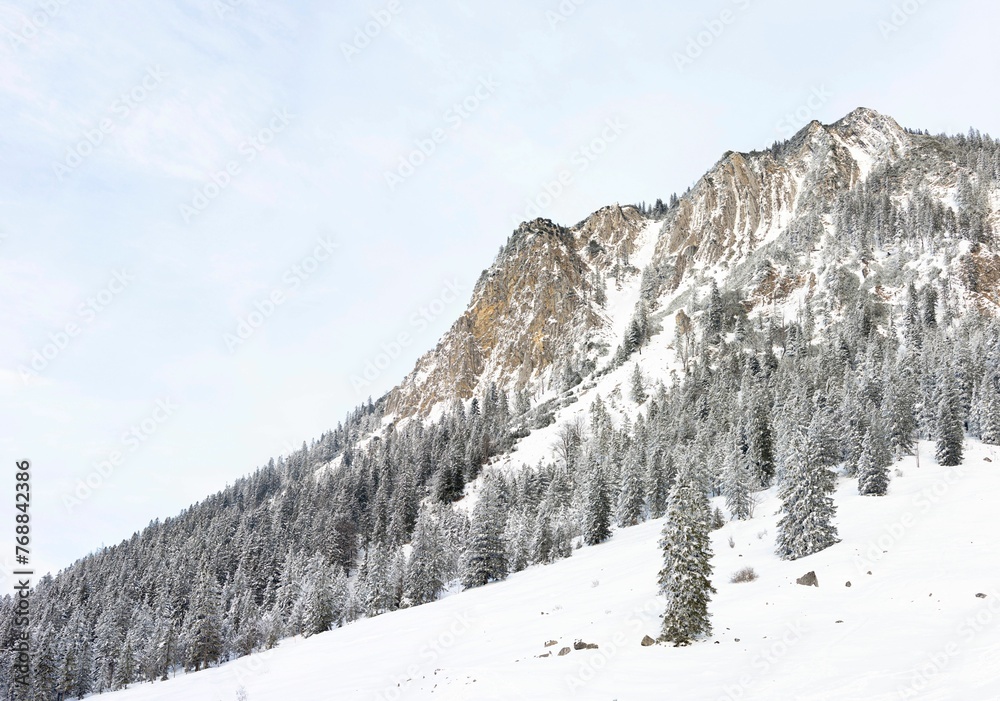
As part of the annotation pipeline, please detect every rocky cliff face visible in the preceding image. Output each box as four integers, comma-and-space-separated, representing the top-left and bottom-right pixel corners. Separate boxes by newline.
385, 108, 1000, 420
652, 108, 911, 286
385, 205, 651, 417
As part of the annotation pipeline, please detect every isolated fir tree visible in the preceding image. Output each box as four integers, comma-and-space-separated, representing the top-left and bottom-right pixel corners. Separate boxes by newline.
657, 465, 715, 645
775, 431, 839, 560
936, 371, 965, 466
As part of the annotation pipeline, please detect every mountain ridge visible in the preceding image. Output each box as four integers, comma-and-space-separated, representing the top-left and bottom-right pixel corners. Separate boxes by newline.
385, 106, 996, 424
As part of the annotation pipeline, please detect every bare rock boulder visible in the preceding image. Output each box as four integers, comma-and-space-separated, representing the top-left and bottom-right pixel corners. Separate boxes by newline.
796, 571, 819, 587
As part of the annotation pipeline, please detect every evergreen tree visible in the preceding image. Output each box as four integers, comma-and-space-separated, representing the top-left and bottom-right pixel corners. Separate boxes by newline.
936, 370, 965, 466
630, 363, 647, 404
301, 554, 335, 637
111, 635, 136, 690
405, 505, 447, 605
461, 477, 508, 589
657, 465, 716, 645
645, 450, 671, 519
583, 459, 612, 545
707, 279, 724, 343
882, 368, 917, 457
616, 448, 646, 527
775, 431, 840, 560
977, 373, 1000, 445
857, 427, 891, 496
744, 399, 776, 487
722, 433, 756, 520
529, 506, 555, 564
185, 573, 224, 671
923, 286, 938, 328
30, 628, 58, 701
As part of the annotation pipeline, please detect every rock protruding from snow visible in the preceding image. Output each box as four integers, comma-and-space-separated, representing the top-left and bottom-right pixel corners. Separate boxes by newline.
796, 571, 819, 587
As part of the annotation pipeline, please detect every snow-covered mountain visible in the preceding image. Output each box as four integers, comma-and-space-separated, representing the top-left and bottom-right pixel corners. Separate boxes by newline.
385, 107, 999, 425
13, 108, 1000, 701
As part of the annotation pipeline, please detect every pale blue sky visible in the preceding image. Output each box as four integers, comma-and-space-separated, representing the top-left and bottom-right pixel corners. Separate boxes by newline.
2, 0, 998, 575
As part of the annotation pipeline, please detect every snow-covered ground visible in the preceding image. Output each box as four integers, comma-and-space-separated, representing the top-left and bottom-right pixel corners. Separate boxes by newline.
100, 440, 1000, 701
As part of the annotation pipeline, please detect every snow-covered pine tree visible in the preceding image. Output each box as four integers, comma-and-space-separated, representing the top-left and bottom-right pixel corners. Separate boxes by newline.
645, 449, 671, 519
616, 446, 646, 527
529, 505, 555, 564
936, 368, 965, 466
657, 463, 715, 646
743, 397, 776, 488
706, 278, 724, 344
404, 504, 447, 605
583, 456, 612, 545
977, 371, 1000, 445
722, 432, 756, 520
31, 627, 59, 700
301, 553, 335, 637
857, 425, 891, 496
112, 633, 136, 690
630, 363, 647, 404
775, 430, 840, 560
461, 476, 508, 589
882, 366, 917, 457
184, 573, 224, 672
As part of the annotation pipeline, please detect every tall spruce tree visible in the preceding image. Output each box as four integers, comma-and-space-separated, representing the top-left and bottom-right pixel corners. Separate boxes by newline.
616, 447, 646, 527
775, 431, 840, 560
461, 477, 508, 589
405, 504, 447, 605
980, 381, 1000, 445
882, 368, 917, 457
185, 573, 224, 672
583, 458, 612, 545
857, 426, 891, 496
936, 369, 965, 466
657, 464, 715, 645
722, 433, 756, 520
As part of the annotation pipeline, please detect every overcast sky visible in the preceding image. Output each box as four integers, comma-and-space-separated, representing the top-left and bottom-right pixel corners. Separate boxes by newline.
2, 0, 999, 576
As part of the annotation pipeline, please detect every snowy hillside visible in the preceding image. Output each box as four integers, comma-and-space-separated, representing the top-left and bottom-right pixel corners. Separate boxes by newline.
15, 108, 1000, 701
96, 440, 1000, 701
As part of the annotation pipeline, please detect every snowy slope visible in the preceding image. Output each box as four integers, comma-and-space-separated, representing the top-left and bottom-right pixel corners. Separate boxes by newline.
98, 440, 1000, 701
